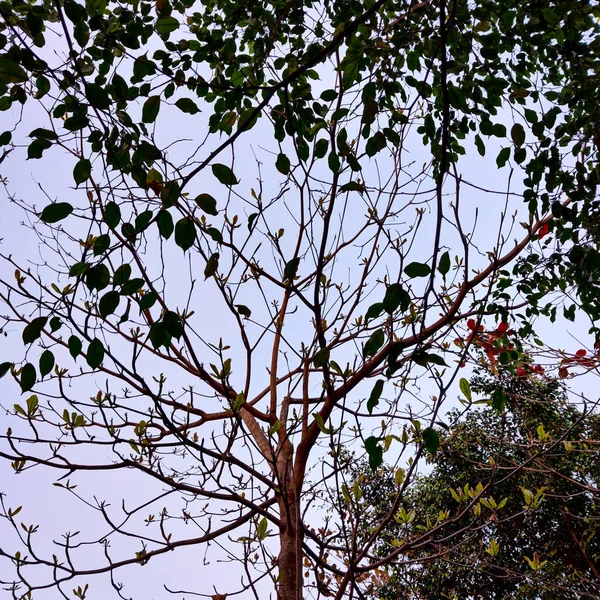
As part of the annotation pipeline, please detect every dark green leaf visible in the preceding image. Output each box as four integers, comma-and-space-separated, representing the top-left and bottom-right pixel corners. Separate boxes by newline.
283, 257, 300, 282
135, 210, 153, 232
163, 311, 183, 339
175, 97, 200, 114
156, 210, 174, 239
365, 436, 383, 470
40, 202, 73, 224
0, 57, 27, 84
195, 193, 218, 216
156, 15, 179, 38
49, 317, 62, 332
30, 128, 58, 140
86, 264, 110, 291
212, 163, 238, 186
69, 262, 89, 277
511, 123, 525, 147
113, 264, 131, 285
365, 302, 383, 322
404, 262, 431, 278
363, 329, 384, 358
328, 151, 340, 173
204, 252, 219, 279
313, 347, 330, 368
365, 131, 386, 157
367, 379, 384, 414
207, 227, 222, 243
120, 278, 144, 295
39, 349, 54, 378
422, 427, 439, 455
275, 153, 291, 175
99, 290, 120, 318
138, 291, 158, 310
160, 181, 180, 208
142, 96, 161, 123
93, 234, 110, 256
236, 304, 251, 318
23, 316, 47, 344
0, 131, 12, 145
86, 338, 105, 369
491, 388, 507, 411
382, 283, 410, 314
175, 217, 196, 251
20, 363, 36, 392
104, 202, 121, 229
68, 335, 82, 359
28, 138, 52, 159
496, 147, 511, 168
438, 251, 450, 276
149, 321, 167, 348
0, 361, 13, 379
85, 83, 110, 109
73, 158, 91, 185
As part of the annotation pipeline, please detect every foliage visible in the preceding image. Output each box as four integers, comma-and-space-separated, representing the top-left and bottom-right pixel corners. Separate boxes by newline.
0, 0, 600, 598
348, 368, 600, 599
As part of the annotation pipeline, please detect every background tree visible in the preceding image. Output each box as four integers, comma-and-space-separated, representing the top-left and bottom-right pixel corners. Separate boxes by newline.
1, 0, 600, 599
346, 361, 600, 599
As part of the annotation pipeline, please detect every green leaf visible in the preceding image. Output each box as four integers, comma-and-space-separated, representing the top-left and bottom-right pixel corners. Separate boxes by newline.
511, 123, 525, 147
365, 302, 383, 322
85, 83, 110, 109
491, 388, 507, 411
73, 158, 92, 185
474, 134, 486, 156
459, 377, 472, 401
0, 58, 27, 84
86, 264, 110, 291
155, 15, 179, 38
30, 128, 58, 140
93, 234, 110, 256
438, 251, 450, 276
363, 329, 384, 358
365, 131, 387, 157
23, 316, 47, 344
163, 311, 183, 339
275, 153, 291, 175
313, 347, 330, 368
135, 210, 153, 232
39, 349, 55, 378
404, 262, 431, 278
68, 335, 82, 359
174, 217, 196, 251
0, 362, 13, 379
156, 210, 174, 239
236, 304, 251, 318
120, 278, 144, 295
28, 138, 52, 159
113, 264, 131, 285
160, 181, 180, 208
195, 193, 218, 216
367, 379, 384, 414
207, 227, 222, 243
382, 283, 410, 314
175, 97, 200, 114
149, 321, 167, 348
212, 163, 238, 186
20, 363, 36, 393
365, 436, 383, 470
99, 290, 120, 318
422, 427, 439, 455
49, 317, 62, 332
0, 131, 12, 145
142, 96, 161, 123
496, 147, 511, 168
104, 202, 121, 229
86, 338, 105, 369
40, 202, 73, 224
138, 292, 158, 310
283, 257, 300, 282
256, 516, 268, 541
204, 252, 219, 279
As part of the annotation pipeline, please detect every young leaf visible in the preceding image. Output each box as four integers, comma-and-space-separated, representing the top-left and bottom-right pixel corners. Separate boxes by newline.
459, 377, 472, 401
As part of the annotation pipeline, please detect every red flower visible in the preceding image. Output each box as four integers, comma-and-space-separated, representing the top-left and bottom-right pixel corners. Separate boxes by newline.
538, 222, 549, 238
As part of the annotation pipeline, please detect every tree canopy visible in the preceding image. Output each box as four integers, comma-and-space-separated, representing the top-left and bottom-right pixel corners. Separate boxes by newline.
1, 0, 600, 598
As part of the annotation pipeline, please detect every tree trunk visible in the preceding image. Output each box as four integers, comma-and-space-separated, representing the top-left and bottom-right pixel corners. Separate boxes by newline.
276, 439, 302, 600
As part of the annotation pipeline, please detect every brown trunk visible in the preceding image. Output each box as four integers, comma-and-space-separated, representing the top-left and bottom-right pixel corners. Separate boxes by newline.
276, 439, 303, 600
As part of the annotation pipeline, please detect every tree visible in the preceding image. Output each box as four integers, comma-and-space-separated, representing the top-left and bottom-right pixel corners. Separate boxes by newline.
1, 0, 600, 598
346, 364, 600, 599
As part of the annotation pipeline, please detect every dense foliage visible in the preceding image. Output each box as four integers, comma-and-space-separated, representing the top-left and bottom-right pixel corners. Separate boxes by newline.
1, 0, 600, 598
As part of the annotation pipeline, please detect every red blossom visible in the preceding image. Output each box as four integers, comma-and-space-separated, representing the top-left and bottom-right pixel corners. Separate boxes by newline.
538, 222, 550, 238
